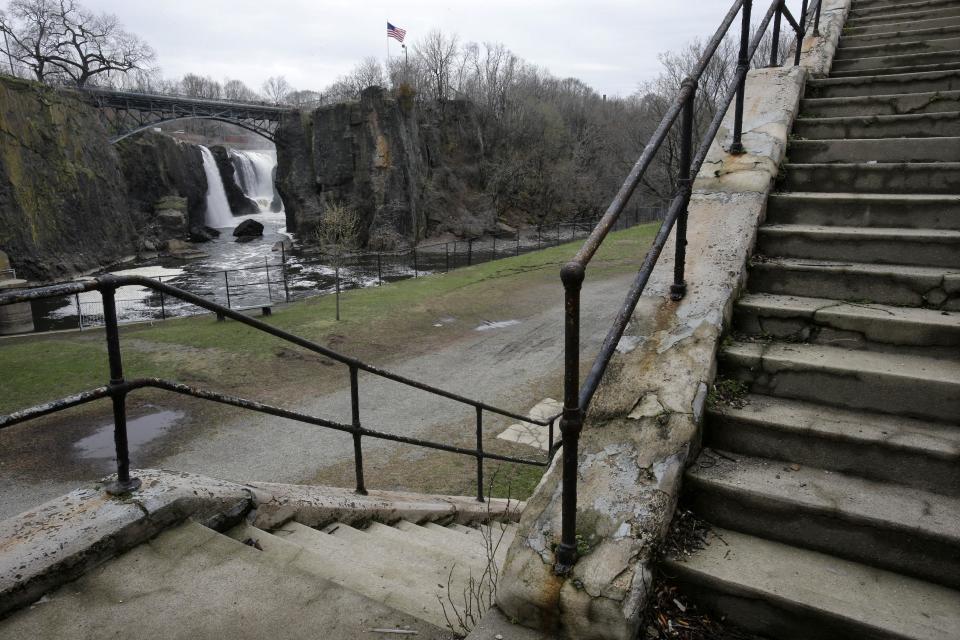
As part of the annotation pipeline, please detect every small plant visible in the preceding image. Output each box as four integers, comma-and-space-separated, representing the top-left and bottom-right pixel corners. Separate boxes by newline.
314, 200, 359, 321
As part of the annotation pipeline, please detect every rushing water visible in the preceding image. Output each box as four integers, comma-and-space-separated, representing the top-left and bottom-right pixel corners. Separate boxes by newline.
230, 150, 277, 212
199, 146, 235, 228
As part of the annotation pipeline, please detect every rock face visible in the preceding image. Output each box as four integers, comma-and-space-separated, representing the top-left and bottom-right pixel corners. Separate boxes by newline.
276, 86, 493, 248
0, 76, 138, 280
210, 145, 260, 216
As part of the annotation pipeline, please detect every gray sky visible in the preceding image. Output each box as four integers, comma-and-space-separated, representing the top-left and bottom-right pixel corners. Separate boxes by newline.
84, 0, 737, 98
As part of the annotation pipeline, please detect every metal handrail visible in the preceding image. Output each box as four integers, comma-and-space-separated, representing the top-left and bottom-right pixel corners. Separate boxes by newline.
0, 275, 559, 501
553, 0, 821, 573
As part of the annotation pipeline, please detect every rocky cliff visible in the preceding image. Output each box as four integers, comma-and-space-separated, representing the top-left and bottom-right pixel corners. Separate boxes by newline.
0, 76, 138, 280
276, 87, 493, 248
210, 145, 259, 216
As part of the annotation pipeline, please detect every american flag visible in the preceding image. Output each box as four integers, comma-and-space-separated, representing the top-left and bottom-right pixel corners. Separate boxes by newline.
387, 22, 406, 43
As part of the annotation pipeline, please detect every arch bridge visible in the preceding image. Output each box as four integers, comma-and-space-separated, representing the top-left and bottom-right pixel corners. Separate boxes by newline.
77, 87, 290, 143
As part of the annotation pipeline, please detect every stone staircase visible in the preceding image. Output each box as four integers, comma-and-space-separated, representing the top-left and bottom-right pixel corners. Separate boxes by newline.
667, 0, 960, 638
0, 517, 518, 639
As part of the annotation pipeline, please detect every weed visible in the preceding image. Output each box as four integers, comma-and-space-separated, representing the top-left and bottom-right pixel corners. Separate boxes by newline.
707, 377, 749, 409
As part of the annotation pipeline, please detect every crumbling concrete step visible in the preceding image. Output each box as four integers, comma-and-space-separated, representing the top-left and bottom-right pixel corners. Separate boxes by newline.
748, 257, 959, 310
734, 292, 960, 350
705, 393, 960, 495
837, 33, 960, 58
394, 519, 516, 570
851, 0, 960, 15
766, 193, 960, 229
843, 13, 960, 38
228, 522, 453, 630
756, 224, 960, 267
806, 69, 960, 99
664, 527, 960, 640
832, 47, 960, 74
793, 111, 960, 140
326, 521, 489, 579
780, 162, 960, 194
446, 523, 478, 535
0, 520, 449, 640
832, 59, 960, 79
788, 137, 960, 163
685, 452, 960, 588
800, 90, 960, 118
846, 5, 960, 28
364, 520, 488, 565
719, 340, 960, 422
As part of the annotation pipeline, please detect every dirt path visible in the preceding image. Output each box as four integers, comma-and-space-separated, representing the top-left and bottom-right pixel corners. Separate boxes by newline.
0, 232, 651, 519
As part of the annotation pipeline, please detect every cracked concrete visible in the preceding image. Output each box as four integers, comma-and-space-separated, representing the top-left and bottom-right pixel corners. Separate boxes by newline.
493, 4, 852, 637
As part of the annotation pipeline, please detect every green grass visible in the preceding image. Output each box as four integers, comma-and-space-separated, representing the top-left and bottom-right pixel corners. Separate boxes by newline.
0, 223, 659, 415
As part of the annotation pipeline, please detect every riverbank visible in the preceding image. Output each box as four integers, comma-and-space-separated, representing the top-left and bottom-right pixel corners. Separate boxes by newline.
0, 223, 658, 518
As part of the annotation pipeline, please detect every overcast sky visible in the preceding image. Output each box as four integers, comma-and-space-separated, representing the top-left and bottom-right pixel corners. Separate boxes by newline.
82, 0, 737, 98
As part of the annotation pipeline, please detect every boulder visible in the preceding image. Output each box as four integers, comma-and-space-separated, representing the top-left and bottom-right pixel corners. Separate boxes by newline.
189, 225, 221, 243
165, 239, 191, 253
157, 209, 186, 231
233, 219, 264, 238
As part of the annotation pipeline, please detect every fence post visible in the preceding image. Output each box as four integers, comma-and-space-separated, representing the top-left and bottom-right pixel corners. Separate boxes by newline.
556, 221, 561, 245
475, 406, 484, 502
538, 226, 542, 250
516, 233, 520, 256
101, 282, 140, 496
413, 248, 418, 278
795, 0, 809, 66
672, 78, 697, 301
74, 293, 83, 330
281, 244, 291, 303
730, 0, 753, 154
770, 0, 784, 67
555, 262, 585, 575
265, 258, 272, 302
445, 243, 450, 272
350, 365, 367, 495
224, 271, 231, 310
468, 239, 473, 266
158, 276, 166, 320
377, 252, 383, 286
492, 235, 496, 259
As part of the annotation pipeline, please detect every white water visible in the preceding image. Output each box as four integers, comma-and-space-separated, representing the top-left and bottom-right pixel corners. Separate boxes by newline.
199, 145, 235, 228
230, 149, 279, 212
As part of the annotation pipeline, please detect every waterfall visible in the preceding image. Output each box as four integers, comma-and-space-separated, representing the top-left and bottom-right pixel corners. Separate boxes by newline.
229, 150, 280, 212
199, 146, 235, 228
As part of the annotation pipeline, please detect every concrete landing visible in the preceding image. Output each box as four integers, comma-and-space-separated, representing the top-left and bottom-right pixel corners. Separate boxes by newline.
496, 398, 562, 452
0, 520, 452, 640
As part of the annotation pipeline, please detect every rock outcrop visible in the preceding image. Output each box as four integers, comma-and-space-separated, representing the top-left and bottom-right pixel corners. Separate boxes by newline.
210, 145, 259, 216
276, 86, 493, 248
0, 76, 138, 280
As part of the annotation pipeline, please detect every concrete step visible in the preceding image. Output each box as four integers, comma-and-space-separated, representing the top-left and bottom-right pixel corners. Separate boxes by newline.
705, 393, 960, 496
756, 224, 960, 268
0, 521, 450, 640
837, 33, 960, 58
799, 90, 960, 118
805, 69, 960, 99
780, 162, 960, 194
766, 193, 960, 229
733, 292, 960, 351
840, 20, 960, 47
748, 257, 959, 310
788, 137, 960, 163
792, 111, 960, 140
831, 59, 960, 79
843, 13, 960, 38
850, 0, 960, 15
392, 520, 517, 571
846, 5, 960, 29
366, 520, 489, 565
664, 527, 960, 640
719, 340, 960, 422
685, 451, 960, 588
228, 522, 455, 629
832, 47, 960, 74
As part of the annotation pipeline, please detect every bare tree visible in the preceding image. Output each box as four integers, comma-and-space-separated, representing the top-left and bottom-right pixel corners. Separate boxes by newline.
314, 201, 359, 321
414, 29, 460, 101
222, 78, 259, 102
0, 0, 153, 87
180, 73, 221, 99
262, 75, 293, 105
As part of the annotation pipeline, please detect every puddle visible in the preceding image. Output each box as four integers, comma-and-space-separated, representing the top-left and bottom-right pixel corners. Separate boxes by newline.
74, 409, 185, 460
475, 319, 521, 332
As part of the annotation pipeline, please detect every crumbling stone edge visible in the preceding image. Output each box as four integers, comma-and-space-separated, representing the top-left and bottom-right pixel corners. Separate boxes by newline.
0, 469, 522, 619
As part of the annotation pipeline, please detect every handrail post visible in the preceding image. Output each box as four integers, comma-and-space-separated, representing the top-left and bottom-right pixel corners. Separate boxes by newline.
224, 270, 231, 309
101, 283, 140, 495
770, 0, 784, 67
475, 406, 484, 502
795, 0, 809, 66
671, 79, 696, 301
730, 0, 752, 155
814, 0, 822, 36
555, 261, 585, 575
350, 364, 367, 495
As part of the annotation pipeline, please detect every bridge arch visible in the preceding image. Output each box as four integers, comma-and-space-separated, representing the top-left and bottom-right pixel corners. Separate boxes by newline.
110, 116, 278, 144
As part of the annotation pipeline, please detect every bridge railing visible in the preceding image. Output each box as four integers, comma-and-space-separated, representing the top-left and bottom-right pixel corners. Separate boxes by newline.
552, 0, 822, 573
0, 275, 558, 500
